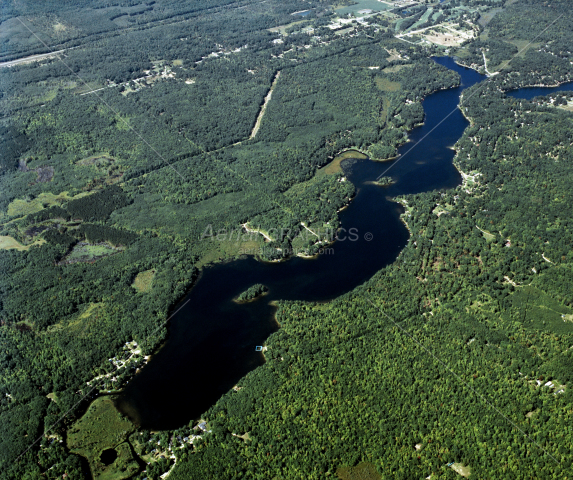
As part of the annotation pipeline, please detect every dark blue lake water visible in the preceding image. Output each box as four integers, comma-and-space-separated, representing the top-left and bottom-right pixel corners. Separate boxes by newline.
116, 58, 489, 429
507, 81, 573, 100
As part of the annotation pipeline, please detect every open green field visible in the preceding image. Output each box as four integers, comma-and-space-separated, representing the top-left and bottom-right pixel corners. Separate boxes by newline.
67, 396, 138, 480
132, 269, 156, 293
316, 150, 367, 177
337, 461, 381, 480
63, 242, 122, 264
6, 190, 91, 218
375, 76, 401, 92
507, 286, 573, 334
0, 235, 45, 251
268, 19, 307, 35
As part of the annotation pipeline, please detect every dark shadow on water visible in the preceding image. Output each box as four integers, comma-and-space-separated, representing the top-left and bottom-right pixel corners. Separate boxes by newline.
506, 81, 573, 100
100, 448, 118, 466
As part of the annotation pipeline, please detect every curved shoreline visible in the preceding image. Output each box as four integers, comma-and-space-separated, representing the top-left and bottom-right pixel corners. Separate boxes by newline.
452, 56, 573, 90
113, 57, 484, 430
107, 66, 461, 401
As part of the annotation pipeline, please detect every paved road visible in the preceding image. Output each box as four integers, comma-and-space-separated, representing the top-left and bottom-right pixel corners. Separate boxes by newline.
0, 50, 66, 68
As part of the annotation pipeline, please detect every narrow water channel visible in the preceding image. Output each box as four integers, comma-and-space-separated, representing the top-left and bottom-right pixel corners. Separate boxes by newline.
116, 58, 489, 430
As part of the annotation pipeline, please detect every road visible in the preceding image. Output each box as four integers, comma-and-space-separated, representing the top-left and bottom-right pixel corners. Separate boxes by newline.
0, 50, 66, 68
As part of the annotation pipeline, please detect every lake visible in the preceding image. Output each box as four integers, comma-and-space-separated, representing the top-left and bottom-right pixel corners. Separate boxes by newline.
120, 58, 555, 430
506, 81, 573, 100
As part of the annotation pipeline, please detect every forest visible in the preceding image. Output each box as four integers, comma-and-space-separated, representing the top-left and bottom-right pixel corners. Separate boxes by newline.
170, 60, 573, 480
235, 284, 269, 303
1, 0, 573, 478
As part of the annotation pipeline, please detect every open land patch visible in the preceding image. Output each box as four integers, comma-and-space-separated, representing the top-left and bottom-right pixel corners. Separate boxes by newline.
132, 269, 156, 293
505, 286, 573, 334
317, 150, 368, 177
416, 23, 476, 47
67, 396, 138, 480
58, 242, 124, 265
6, 190, 91, 219
375, 77, 401, 92
0, 235, 45, 251
382, 64, 412, 73
337, 461, 381, 480
451, 463, 471, 477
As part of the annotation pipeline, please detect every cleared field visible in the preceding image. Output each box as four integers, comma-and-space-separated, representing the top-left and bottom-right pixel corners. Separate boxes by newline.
421, 25, 475, 47
478, 7, 504, 27
558, 101, 573, 112
67, 396, 138, 480
506, 286, 573, 334
60, 242, 123, 264
268, 19, 307, 35
382, 63, 412, 73
0, 235, 45, 251
335, 27, 355, 36
6, 190, 91, 218
317, 150, 367, 177
451, 463, 471, 477
132, 269, 156, 293
375, 77, 401, 92
337, 461, 381, 480
507, 39, 541, 58
432, 204, 453, 217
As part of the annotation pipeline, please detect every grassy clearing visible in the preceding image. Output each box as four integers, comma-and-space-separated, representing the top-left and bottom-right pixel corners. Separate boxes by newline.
79, 302, 105, 321
68, 396, 138, 480
77, 154, 115, 167
0, 235, 45, 251
478, 7, 504, 27
317, 150, 367, 177
451, 463, 471, 477
481, 230, 495, 242
375, 77, 401, 92
507, 40, 540, 58
420, 25, 474, 47
268, 20, 306, 35
381, 64, 412, 74
335, 27, 355, 36
62, 243, 123, 264
47, 302, 106, 337
196, 237, 264, 267
432, 204, 453, 217
235, 432, 251, 442
475, 225, 495, 242
72, 81, 106, 95
76, 154, 125, 188
336, 461, 381, 480
6, 190, 90, 218
132, 269, 156, 293
508, 286, 573, 334
557, 101, 573, 112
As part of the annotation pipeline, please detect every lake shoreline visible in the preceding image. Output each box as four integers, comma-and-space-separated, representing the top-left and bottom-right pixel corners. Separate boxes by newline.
113, 57, 489, 431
